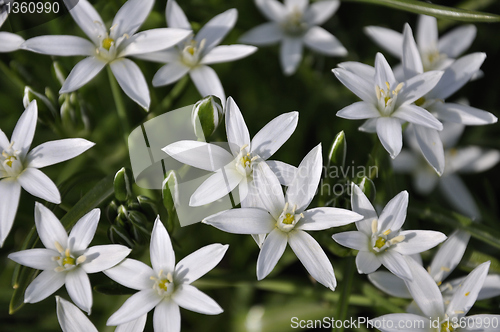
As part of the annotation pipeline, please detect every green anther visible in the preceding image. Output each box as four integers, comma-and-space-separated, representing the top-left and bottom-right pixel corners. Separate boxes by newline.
375, 237, 386, 249
282, 213, 294, 225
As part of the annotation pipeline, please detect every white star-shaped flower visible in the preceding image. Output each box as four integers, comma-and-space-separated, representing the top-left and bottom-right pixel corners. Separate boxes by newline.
332, 183, 447, 280
365, 15, 477, 73
393, 123, 500, 220
370, 258, 499, 332
8, 203, 131, 314
105, 217, 228, 331
0, 6, 25, 52
333, 52, 444, 158
240, 0, 347, 75
397, 24, 497, 175
136, 0, 256, 101
21, 0, 192, 110
0, 100, 94, 247
203, 144, 362, 290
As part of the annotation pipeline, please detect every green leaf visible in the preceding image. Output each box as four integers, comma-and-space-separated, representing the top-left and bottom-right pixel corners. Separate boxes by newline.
343, 0, 500, 22
9, 174, 115, 314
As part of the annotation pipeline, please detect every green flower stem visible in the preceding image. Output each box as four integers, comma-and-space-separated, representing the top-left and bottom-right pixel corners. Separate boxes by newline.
107, 66, 129, 143
333, 256, 355, 332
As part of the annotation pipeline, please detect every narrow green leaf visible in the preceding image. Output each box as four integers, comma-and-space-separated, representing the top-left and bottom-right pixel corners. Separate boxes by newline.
343, 0, 500, 22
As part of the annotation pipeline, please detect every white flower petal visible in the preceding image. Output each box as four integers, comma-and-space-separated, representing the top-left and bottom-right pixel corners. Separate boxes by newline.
12, 100, 37, 158
34, 202, 67, 251
189, 167, 243, 206
446, 261, 490, 317
284, 0, 308, 12
225, 97, 250, 155
0, 179, 21, 247
298, 207, 361, 231
478, 275, 500, 300
175, 243, 228, 284
189, 65, 225, 101
195, 8, 237, 53
166, 0, 191, 29
110, 58, 150, 111
107, 289, 162, 326
25, 270, 66, 303
332, 68, 376, 104
203, 208, 276, 234
304, 0, 340, 25
65, 268, 92, 314
439, 122, 464, 148
162, 141, 233, 172
0, 129, 9, 150
280, 37, 303, 76
350, 183, 378, 236
26, 139, 95, 169
413, 125, 445, 175
413, 169, 439, 194
56, 296, 98, 332
393, 230, 447, 255
265, 160, 297, 186
0, 32, 25, 52
173, 284, 223, 315
403, 256, 445, 318
402, 24, 423, 78
289, 230, 336, 290
397, 71, 444, 107
338, 61, 375, 81
111, 0, 154, 38
393, 105, 442, 130
332, 231, 369, 251
152, 62, 190, 87
255, 0, 286, 22
438, 25, 476, 58
439, 174, 480, 220
286, 144, 322, 212
8, 248, 58, 270
370, 314, 429, 332
63, 0, 105, 45
374, 53, 397, 89
133, 49, 180, 63
201, 45, 257, 65
376, 117, 403, 159
363, 26, 403, 58
239, 23, 283, 46
253, 162, 285, 219
104, 258, 154, 291
115, 314, 147, 332
21, 36, 95, 56
356, 251, 381, 274
378, 190, 408, 232
150, 217, 175, 274
358, 118, 378, 133
60, 57, 106, 94
303, 26, 347, 56
153, 300, 180, 332
251, 111, 298, 161
432, 102, 498, 126
256, 228, 287, 280
336, 101, 380, 120
428, 230, 470, 283
368, 271, 411, 298
81, 244, 131, 273
18, 168, 61, 203
427, 53, 486, 100
120, 28, 191, 57
416, 15, 438, 54
450, 147, 500, 173
378, 250, 412, 280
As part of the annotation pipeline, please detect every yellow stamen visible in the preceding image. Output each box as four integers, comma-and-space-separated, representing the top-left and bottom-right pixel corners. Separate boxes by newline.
54, 241, 64, 253
383, 229, 391, 236
389, 235, 405, 245
437, 281, 442, 286
76, 256, 86, 264
62, 256, 75, 266
441, 266, 451, 272
102, 37, 114, 51
282, 213, 295, 225
371, 219, 378, 235
465, 292, 470, 296
374, 237, 386, 249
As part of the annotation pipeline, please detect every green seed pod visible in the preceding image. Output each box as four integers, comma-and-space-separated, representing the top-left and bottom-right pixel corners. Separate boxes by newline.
114, 167, 135, 202
328, 131, 346, 168
358, 176, 376, 202
191, 95, 224, 139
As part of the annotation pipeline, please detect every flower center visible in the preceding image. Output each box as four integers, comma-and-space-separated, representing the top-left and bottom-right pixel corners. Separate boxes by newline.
441, 321, 455, 332
370, 219, 405, 253
276, 202, 303, 232
52, 241, 86, 272
0, 142, 23, 178
95, 24, 129, 61
102, 37, 114, 51
375, 81, 404, 116
422, 50, 448, 71
235, 145, 258, 177
282, 7, 307, 36
181, 39, 206, 67
151, 270, 175, 297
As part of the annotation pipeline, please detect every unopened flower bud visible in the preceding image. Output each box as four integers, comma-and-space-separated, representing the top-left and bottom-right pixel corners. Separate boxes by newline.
328, 131, 346, 168
192, 95, 224, 139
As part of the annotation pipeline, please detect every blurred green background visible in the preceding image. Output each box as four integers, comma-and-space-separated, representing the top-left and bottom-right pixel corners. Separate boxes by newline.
1, 0, 499, 331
